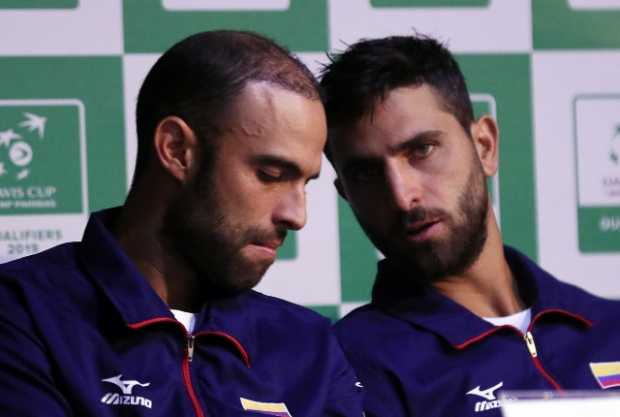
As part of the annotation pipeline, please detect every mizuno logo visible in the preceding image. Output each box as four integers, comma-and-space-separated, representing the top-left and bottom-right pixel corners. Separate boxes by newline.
102, 374, 150, 394
100, 374, 152, 409
467, 382, 503, 400
467, 382, 503, 413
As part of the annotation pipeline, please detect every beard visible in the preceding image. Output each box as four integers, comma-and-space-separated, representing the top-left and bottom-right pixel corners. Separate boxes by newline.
371, 156, 489, 284
160, 170, 286, 296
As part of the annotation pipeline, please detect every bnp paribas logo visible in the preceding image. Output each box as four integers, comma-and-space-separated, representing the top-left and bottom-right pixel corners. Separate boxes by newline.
0, 99, 87, 215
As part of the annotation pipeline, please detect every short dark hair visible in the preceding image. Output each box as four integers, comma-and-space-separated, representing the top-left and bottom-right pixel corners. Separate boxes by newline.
134, 30, 320, 182
320, 34, 474, 161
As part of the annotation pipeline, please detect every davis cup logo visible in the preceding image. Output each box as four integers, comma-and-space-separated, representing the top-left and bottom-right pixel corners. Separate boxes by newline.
0, 113, 46, 182
0, 100, 88, 263
0, 100, 87, 216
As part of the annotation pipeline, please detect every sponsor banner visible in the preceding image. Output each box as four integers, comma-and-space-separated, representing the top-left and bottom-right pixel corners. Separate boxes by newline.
329, 0, 531, 53
123, 0, 327, 53
0, 57, 126, 262
533, 0, 620, 49
0, 0, 122, 55
0, 100, 86, 215
162, 0, 289, 11
573, 95, 620, 252
122, 54, 159, 191
458, 54, 537, 260
0, 0, 78, 8
532, 52, 620, 298
0, 99, 87, 262
371, 0, 489, 6
0, 1, 619, 314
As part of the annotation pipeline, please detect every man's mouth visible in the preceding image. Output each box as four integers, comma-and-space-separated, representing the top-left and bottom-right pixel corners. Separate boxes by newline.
405, 218, 442, 239
247, 237, 284, 260
257, 239, 283, 251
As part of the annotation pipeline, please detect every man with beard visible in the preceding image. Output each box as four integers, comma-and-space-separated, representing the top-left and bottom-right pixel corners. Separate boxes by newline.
319, 34, 620, 417
0, 31, 363, 417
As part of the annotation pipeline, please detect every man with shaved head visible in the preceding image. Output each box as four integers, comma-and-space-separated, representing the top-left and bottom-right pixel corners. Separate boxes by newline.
0, 31, 363, 417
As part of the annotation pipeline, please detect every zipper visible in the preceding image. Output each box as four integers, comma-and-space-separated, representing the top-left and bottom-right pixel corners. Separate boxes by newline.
523, 330, 562, 391
127, 319, 206, 417
183, 334, 205, 417
524, 331, 537, 358
187, 335, 195, 362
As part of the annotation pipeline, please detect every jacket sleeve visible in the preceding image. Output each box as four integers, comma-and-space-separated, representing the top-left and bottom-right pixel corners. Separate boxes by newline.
0, 285, 72, 417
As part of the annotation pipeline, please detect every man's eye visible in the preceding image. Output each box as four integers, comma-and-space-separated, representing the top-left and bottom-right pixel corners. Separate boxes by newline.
258, 168, 283, 182
410, 143, 435, 159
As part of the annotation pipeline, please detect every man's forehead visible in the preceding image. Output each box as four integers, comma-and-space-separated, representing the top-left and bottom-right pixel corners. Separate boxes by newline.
331, 85, 452, 147
215, 81, 326, 175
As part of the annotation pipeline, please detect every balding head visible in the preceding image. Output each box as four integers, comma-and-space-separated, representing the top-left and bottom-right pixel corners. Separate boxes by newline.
133, 30, 320, 184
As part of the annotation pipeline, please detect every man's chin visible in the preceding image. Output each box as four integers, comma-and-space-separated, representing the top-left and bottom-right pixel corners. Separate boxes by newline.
383, 242, 453, 280
223, 259, 271, 293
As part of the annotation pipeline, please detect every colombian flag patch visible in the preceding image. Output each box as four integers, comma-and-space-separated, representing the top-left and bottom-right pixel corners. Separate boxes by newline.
240, 397, 292, 417
590, 362, 620, 389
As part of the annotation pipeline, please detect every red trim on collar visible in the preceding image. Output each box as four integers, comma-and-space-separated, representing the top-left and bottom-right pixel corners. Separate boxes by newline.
197, 331, 251, 368
454, 308, 593, 350
530, 308, 593, 329
454, 326, 519, 350
128, 317, 178, 329
128, 318, 251, 367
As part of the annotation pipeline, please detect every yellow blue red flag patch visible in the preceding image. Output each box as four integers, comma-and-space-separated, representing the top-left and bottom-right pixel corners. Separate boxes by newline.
590, 362, 620, 389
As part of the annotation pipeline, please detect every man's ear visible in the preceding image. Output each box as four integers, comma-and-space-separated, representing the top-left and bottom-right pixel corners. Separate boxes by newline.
153, 116, 199, 183
334, 177, 348, 201
470, 115, 499, 177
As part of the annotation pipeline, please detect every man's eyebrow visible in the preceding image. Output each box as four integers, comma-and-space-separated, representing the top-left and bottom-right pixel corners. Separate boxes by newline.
341, 130, 444, 173
389, 130, 443, 154
251, 155, 320, 180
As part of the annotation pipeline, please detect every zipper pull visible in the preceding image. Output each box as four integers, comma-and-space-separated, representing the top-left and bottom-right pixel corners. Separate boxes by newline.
187, 335, 195, 362
524, 331, 538, 358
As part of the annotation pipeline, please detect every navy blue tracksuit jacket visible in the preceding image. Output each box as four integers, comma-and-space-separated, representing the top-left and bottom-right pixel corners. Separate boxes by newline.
0, 210, 363, 416
335, 247, 620, 417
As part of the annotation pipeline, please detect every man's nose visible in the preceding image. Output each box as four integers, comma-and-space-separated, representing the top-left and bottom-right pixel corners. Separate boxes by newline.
273, 186, 307, 231
385, 163, 422, 212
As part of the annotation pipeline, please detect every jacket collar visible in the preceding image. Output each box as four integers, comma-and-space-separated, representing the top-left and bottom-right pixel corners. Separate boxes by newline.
78, 208, 253, 366
371, 246, 594, 349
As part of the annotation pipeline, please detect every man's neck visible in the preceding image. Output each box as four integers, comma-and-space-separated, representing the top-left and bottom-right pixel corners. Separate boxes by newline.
432, 214, 526, 318
113, 188, 203, 312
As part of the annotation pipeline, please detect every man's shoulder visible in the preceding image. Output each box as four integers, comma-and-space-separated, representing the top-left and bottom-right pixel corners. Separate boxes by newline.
244, 290, 331, 329
335, 302, 424, 349
507, 246, 620, 318
0, 242, 80, 290
0, 242, 98, 323
553, 276, 620, 318
335, 302, 408, 332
